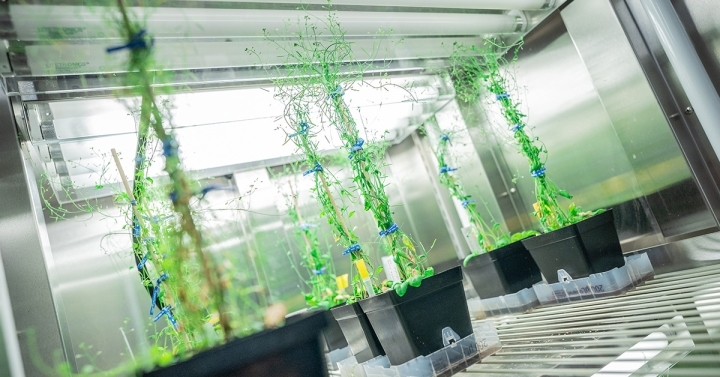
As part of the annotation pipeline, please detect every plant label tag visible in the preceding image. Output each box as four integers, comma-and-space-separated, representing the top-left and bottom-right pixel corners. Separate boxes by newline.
382, 256, 401, 283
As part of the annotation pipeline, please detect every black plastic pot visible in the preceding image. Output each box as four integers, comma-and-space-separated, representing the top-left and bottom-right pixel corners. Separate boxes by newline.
358, 266, 473, 366
141, 311, 328, 377
522, 209, 625, 284
463, 240, 543, 299
331, 302, 385, 363
322, 308, 349, 352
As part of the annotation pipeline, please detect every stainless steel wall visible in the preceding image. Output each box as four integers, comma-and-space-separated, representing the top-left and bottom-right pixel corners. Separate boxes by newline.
456, 1, 720, 253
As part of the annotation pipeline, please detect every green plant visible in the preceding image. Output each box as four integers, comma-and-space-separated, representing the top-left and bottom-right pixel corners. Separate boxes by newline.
427, 121, 537, 266
282, 105, 379, 301
251, 8, 432, 296
448, 39, 602, 232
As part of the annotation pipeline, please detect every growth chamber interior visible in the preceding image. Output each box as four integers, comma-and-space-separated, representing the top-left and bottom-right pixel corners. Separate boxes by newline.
1, 0, 720, 376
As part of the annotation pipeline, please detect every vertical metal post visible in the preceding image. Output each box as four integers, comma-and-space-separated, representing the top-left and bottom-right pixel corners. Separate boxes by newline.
0, 90, 66, 376
0, 252, 25, 377
640, 0, 720, 162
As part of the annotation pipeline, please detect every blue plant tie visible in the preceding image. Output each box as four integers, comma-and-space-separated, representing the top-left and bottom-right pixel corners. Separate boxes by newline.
168, 191, 179, 203
439, 166, 459, 174
150, 273, 169, 316
199, 185, 234, 199
106, 29, 151, 53
153, 306, 179, 330
289, 122, 309, 138
130, 200, 137, 206
312, 267, 327, 275
142, 237, 156, 244
461, 199, 475, 208
135, 155, 147, 164
441, 134, 451, 144
342, 244, 362, 256
329, 85, 345, 99
348, 138, 364, 159
303, 162, 323, 176
142, 215, 173, 224
511, 124, 524, 132
133, 221, 141, 237
379, 223, 399, 237
162, 137, 179, 158
531, 166, 546, 178
496, 93, 510, 100
137, 253, 149, 270
299, 223, 317, 230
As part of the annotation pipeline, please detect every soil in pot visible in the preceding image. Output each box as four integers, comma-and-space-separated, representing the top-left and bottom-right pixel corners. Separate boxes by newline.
358, 266, 473, 366
141, 311, 328, 377
522, 209, 625, 284
331, 302, 385, 363
463, 240, 542, 299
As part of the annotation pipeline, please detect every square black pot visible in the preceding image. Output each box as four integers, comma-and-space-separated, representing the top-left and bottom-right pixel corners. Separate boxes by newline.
322, 308, 349, 352
522, 209, 625, 284
358, 266, 473, 366
140, 311, 328, 377
463, 240, 543, 299
331, 302, 385, 363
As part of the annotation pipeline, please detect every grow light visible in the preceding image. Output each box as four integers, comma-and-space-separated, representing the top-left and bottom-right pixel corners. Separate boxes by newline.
185, 0, 559, 11
28, 75, 451, 203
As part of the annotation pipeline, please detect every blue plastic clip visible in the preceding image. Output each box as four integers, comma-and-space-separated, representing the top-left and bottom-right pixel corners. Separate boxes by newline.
511, 124, 524, 132
461, 199, 475, 208
107, 29, 152, 53
531, 166, 546, 178
379, 223, 399, 237
348, 138, 365, 159
329, 85, 345, 99
137, 254, 149, 270
342, 244, 362, 256
162, 137, 179, 158
289, 122, 309, 138
198, 185, 234, 199
313, 267, 327, 275
441, 134, 451, 144
153, 306, 179, 330
303, 162, 323, 176
168, 191, 179, 203
439, 166, 459, 174
133, 221, 141, 237
135, 155, 147, 164
299, 223, 317, 230
150, 273, 169, 316
496, 93, 510, 100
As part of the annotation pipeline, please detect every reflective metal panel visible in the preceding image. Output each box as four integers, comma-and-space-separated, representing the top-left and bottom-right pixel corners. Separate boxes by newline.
472, 11, 665, 250
0, 91, 65, 377
561, 0, 717, 239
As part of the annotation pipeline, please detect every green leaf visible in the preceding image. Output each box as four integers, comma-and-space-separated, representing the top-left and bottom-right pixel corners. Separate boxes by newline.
348, 211, 355, 218
558, 190, 573, 199
463, 254, 477, 267
408, 275, 422, 288
423, 267, 435, 278
401, 235, 416, 252
94, 184, 103, 190
395, 281, 409, 297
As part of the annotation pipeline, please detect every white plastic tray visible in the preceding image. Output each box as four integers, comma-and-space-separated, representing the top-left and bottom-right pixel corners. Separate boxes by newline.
467, 287, 540, 319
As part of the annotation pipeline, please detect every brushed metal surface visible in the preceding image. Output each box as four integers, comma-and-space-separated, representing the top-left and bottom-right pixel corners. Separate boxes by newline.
0, 91, 65, 376
0, 250, 25, 377
471, 10, 665, 251
562, 0, 717, 238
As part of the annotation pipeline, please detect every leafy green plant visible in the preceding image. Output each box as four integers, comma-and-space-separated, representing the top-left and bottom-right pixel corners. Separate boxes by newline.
427, 120, 537, 266
250, 8, 432, 296
448, 39, 602, 232
281, 105, 380, 301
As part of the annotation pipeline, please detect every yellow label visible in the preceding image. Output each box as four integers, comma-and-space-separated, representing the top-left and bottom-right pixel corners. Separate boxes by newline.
355, 259, 370, 279
336, 274, 349, 290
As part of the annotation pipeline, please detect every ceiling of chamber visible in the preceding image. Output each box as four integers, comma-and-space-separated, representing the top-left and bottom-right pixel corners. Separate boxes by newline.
3, 0, 565, 202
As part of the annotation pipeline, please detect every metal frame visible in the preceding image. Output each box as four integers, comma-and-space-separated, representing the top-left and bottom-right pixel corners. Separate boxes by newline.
0, 90, 67, 376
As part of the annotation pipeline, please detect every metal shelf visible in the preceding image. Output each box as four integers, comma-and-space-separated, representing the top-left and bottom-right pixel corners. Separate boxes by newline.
457, 263, 720, 376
